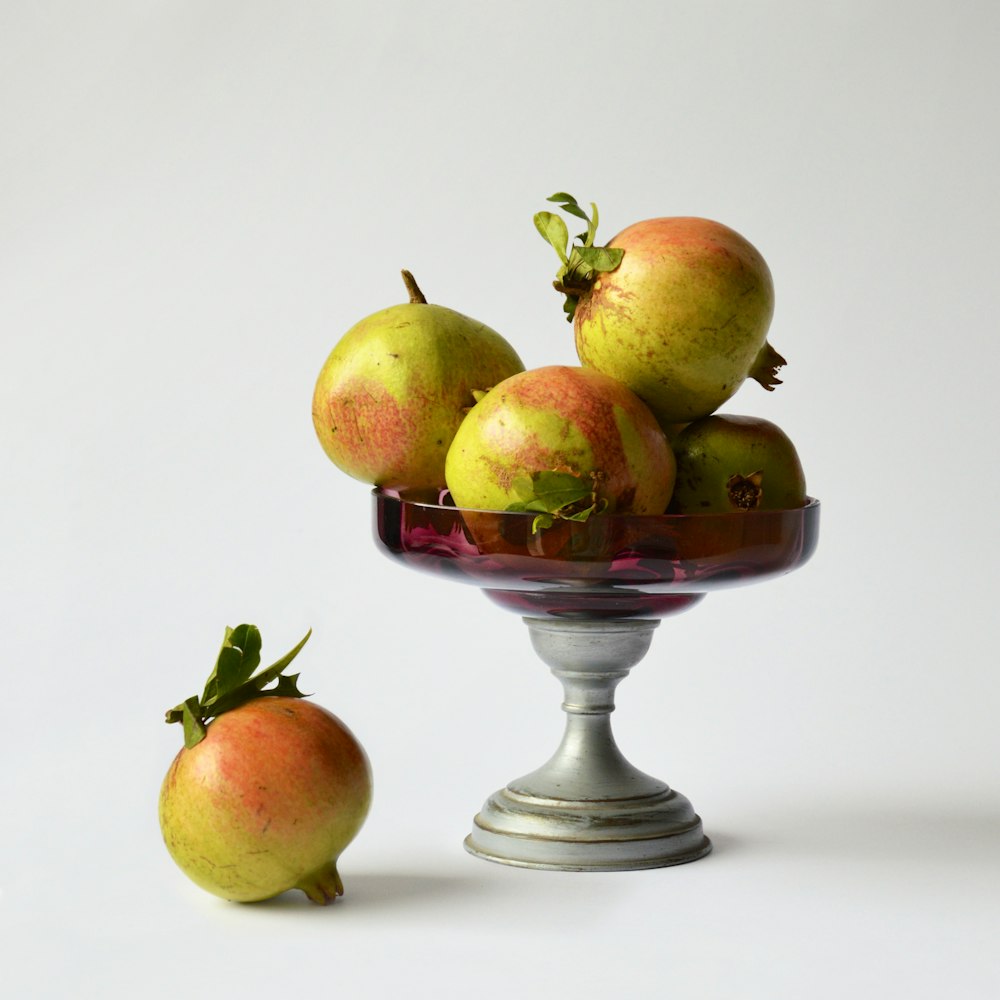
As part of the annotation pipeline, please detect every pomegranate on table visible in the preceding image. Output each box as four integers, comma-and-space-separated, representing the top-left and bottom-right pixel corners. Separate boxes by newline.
159, 625, 372, 904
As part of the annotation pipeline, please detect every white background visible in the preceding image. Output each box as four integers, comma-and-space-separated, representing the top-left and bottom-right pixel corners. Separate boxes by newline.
2, 2, 998, 997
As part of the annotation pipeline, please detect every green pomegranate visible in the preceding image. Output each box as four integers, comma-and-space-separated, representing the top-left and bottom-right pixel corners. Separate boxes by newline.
159, 625, 372, 904
668, 415, 807, 514
445, 365, 675, 524
535, 194, 785, 425
312, 271, 524, 490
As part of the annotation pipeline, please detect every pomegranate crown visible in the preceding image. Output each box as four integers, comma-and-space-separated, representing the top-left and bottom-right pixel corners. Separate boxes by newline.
165, 624, 312, 748
534, 192, 624, 321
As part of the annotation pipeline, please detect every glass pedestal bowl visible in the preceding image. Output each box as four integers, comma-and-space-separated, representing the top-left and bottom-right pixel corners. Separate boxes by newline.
374, 488, 820, 871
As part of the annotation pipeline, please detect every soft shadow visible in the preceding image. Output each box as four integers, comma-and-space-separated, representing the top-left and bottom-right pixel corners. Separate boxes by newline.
336, 871, 490, 911
251, 870, 490, 912
731, 799, 1000, 869
701, 830, 747, 856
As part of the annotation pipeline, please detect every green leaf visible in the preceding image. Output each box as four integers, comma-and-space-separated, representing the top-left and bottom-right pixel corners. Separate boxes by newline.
510, 476, 536, 503
538, 191, 623, 324
564, 246, 594, 282
199, 626, 229, 704
274, 673, 309, 698
228, 624, 262, 674
533, 212, 569, 263
206, 646, 241, 702
505, 470, 606, 533
561, 248, 605, 293
208, 628, 313, 716
575, 245, 624, 273
255, 628, 312, 686
165, 702, 186, 725
559, 202, 591, 223
562, 200, 599, 244
165, 626, 313, 744
201, 623, 263, 706
181, 696, 207, 749
531, 513, 555, 533
530, 470, 595, 510
585, 201, 600, 246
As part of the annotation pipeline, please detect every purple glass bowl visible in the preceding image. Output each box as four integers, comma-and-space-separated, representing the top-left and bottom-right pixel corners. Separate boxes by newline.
373, 489, 820, 619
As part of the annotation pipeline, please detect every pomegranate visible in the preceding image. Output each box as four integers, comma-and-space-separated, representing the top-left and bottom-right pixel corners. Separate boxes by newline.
159, 625, 372, 904
669, 414, 807, 513
444, 365, 675, 526
312, 270, 523, 490
536, 194, 785, 424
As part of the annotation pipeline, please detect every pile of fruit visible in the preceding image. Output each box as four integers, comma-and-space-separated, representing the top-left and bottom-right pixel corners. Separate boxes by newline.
312, 193, 806, 529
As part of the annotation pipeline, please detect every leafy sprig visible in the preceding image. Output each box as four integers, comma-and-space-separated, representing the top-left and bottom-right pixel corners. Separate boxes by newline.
534, 193, 624, 321
165, 624, 312, 748
505, 469, 609, 533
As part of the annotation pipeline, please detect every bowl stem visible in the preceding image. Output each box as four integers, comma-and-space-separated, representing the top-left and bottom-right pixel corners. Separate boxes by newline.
464, 617, 711, 871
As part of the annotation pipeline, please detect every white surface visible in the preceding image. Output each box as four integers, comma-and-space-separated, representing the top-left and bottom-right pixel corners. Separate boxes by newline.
2, 2, 998, 997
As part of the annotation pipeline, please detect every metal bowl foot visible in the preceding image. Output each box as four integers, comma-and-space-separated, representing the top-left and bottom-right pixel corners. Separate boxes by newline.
465, 785, 711, 871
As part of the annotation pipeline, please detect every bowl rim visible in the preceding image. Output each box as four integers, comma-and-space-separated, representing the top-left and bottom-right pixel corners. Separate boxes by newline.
373, 487, 820, 523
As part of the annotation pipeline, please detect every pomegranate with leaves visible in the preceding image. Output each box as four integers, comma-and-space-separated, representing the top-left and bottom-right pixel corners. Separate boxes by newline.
159, 625, 372, 904
535, 194, 785, 425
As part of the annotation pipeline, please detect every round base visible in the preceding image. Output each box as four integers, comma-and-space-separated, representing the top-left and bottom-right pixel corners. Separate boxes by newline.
464, 785, 712, 871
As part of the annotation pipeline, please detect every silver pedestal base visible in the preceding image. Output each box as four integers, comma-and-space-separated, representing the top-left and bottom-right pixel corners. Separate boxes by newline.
464, 618, 711, 872
465, 787, 711, 871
